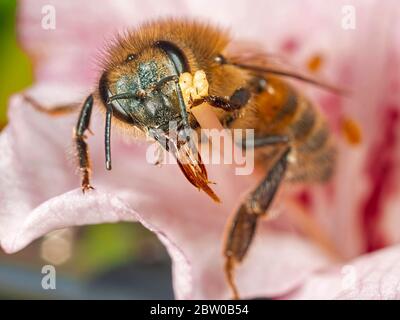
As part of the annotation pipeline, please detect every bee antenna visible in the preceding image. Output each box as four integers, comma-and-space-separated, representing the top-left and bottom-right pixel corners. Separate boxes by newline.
154, 74, 191, 131
105, 104, 113, 170
173, 78, 191, 130
106, 92, 138, 104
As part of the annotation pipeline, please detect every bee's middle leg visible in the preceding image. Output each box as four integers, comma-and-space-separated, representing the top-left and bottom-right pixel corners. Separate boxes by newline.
224, 145, 290, 299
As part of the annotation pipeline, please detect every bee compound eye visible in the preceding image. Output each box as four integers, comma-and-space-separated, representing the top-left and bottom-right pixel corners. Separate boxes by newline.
154, 41, 190, 74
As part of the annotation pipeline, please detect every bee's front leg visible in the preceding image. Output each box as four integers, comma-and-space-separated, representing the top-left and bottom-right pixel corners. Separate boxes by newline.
191, 87, 251, 111
74, 95, 94, 193
224, 146, 290, 299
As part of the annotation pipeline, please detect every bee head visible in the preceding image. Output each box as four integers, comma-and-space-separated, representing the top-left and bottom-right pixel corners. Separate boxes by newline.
99, 41, 192, 135
98, 39, 218, 201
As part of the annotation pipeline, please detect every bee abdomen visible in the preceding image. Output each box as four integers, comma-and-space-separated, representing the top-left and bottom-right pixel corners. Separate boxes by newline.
240, 78, 336, 183
287, 141, 336, 182
286, 95, 336, 182
289, 96, 316, 140
289, 94, 330, 152
298, 122, 330, 153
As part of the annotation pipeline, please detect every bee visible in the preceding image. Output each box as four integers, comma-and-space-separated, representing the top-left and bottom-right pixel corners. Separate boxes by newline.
25, 19, 340, 299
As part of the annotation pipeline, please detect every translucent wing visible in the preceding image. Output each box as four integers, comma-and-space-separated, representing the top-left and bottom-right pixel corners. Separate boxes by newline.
226, 46, 347, 95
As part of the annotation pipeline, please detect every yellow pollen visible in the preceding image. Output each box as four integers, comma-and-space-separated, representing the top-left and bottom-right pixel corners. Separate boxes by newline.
179, 70, 209, 107
341, 116, 362, 145
307, 54, 324, 73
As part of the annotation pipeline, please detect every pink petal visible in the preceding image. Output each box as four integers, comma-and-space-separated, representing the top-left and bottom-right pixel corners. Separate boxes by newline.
5, 0, 399, 300
287, 244, 400, 300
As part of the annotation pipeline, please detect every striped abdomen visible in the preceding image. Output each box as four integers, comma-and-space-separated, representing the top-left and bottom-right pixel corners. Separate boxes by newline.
244, 76, 336, 183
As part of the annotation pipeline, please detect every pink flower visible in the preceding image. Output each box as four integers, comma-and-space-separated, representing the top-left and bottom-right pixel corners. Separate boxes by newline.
1, 0, 400, 299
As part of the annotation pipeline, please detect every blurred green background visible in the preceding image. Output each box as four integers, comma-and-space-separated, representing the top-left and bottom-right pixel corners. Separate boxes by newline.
0, 1, 32, 128
0, 1, 172, 299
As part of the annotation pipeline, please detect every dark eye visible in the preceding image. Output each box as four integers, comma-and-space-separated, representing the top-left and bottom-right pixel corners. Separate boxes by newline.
154, 41, 189, 74
214, 54, 227, 65
126, 54, 136, 62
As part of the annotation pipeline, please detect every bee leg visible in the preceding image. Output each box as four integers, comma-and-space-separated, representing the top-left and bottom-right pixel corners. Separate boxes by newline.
22, 94, 80, 116
74, 95, 94, 193
224, 146, 290, 299
192, 88, 251, 111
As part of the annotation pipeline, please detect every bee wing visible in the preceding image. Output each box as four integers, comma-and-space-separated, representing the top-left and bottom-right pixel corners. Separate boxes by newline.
227, 47, 347, 95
